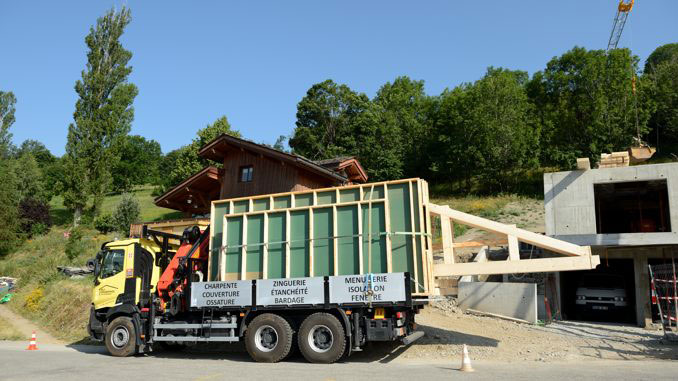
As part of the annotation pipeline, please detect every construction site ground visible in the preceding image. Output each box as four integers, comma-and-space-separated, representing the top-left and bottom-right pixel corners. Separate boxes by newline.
385, 300, 678, 363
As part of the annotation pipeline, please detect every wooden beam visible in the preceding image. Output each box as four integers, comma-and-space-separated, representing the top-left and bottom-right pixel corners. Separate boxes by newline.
384, 184, 392, 273
407, 181, 420, 288
433, 254, 600, 277
309, 207, 314, 277
263, 212, 269, 279
357, 203, 363, 274
285, 210, 291, 278
208, 201, 216, 281
421, 180, 434, 294
428, 203, 589, 257
508, 234, 520, 261
220, 216, 228, 281
241, 215, 248, 280
333, 205, 338, 276
452, 240, 508, 248
440, 216, 454, 265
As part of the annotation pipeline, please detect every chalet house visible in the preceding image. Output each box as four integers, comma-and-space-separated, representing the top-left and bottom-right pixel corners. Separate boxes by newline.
154, 134, 368, 215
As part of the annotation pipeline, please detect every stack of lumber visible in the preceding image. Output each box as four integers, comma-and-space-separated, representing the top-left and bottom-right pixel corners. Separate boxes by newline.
598, 151, 630, 168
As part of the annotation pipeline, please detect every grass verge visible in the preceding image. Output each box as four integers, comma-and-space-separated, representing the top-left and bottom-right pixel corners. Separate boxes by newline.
0, 315, 26, 341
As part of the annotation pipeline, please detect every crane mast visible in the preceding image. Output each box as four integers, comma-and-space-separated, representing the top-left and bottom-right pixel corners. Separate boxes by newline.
607, 0, 634, 51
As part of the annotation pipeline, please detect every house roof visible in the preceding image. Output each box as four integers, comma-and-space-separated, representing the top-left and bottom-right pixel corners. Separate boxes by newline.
198, 134, 351, 184
154, 166, 221, 214
314, 156, 368, 183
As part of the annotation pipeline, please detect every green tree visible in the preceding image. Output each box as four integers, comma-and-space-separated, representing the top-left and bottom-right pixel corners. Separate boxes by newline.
644, 43, 678, 75
0, 90, 17, 157
63, 7, 138, 224
373, 76, 433, 178
112, 135, 162, 191
643, 54, 678, 153
290, 80, 367, 160
470, 68, 538, 190
113, 193, 140, 234
528, 47, 649, 168
14, 153, 48, 203
431, 68, 537, 192
0, 158, 19, 255
42, 157, 66, 203
289, 80, 401, 181
273, 135, 288, 152
16, 140, 55, 167
162, 116, 240, 191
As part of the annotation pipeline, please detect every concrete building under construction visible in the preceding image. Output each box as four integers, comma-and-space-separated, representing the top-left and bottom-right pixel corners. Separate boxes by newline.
544, 162, 678, 327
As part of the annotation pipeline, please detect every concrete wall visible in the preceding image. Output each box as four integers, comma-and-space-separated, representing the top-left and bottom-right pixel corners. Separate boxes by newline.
458, 282, 538, 324
544, 163, 678, 246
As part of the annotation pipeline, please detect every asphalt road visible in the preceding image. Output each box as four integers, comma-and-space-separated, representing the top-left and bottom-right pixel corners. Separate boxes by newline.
2, 341, 678, 381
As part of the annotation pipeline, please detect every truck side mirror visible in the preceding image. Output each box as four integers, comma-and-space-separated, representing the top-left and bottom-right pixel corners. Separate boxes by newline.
92, 251, 103, 284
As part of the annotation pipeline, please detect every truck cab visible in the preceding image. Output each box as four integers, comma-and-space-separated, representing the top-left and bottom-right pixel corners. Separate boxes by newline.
89, 234, 176, 356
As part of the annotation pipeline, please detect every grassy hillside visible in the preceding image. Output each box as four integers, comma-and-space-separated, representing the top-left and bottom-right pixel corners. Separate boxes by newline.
0, 227, 113, 342
0, 185, 179, 343
49, 185, 181, 226
430, 194, 544, 238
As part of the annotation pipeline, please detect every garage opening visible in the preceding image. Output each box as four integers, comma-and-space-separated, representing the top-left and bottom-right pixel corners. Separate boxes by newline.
560, 259, 636, 324
594, 180, 671, 234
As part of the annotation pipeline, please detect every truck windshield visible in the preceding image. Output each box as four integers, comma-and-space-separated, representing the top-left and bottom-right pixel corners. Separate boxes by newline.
100, 250, 125, 279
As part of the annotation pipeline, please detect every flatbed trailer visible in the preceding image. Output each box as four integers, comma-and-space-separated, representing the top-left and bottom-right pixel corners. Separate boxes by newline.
88, 178, 599, 363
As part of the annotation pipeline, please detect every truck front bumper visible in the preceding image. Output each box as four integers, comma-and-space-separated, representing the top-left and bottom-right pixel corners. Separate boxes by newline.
87, 306, 104, 342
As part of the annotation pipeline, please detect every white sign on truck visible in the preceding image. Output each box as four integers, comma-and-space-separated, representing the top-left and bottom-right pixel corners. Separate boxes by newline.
329, 273, 406, 304
256, 277, 324, 306
190, 280, 252, 308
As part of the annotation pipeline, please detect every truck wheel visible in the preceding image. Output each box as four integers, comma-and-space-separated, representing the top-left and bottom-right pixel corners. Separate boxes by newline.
298, 313, 346, 364
245, 314, 293, 363
105, 316, 137, 357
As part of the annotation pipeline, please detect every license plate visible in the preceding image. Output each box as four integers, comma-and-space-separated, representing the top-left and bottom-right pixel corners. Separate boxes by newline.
592, 305, 609, 310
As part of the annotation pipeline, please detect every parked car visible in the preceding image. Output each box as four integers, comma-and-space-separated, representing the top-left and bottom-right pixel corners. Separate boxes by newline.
575, 274, 628, 318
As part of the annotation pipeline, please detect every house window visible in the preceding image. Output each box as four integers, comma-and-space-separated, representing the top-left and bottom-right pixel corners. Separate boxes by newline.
594, 180, 671, 233
239, 166, 253, 182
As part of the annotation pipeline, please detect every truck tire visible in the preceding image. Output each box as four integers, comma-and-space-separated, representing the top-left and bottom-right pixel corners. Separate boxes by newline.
298, 313, 346, 364
245, 313, 293, 363
105, 316, 137, 357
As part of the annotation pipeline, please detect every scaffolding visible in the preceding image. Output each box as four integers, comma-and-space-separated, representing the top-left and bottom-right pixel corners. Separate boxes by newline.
649, 262, 678, 342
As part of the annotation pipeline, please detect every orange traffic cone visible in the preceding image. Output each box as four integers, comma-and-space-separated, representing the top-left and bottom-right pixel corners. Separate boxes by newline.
459, 344, 474, 372
26, 331, 38, 350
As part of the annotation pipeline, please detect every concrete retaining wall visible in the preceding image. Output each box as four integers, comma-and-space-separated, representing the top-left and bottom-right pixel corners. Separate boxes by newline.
458, 282, 538, 324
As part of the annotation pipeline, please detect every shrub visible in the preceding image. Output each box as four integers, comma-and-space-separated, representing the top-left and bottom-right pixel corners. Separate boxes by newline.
94, 213, 116, 234
113, 193, 140, 235
24, 287, 44, 312
18, 198, 52, 237
30, 223, 49, 237
65, 227, 86, 261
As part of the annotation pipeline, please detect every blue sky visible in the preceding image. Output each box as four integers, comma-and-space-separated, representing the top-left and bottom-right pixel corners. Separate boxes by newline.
2, 1, 676, 156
